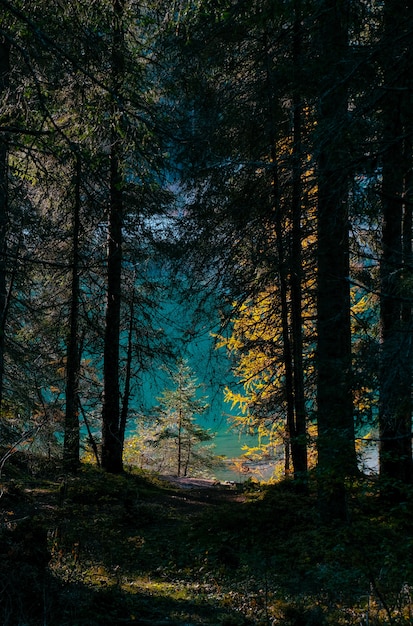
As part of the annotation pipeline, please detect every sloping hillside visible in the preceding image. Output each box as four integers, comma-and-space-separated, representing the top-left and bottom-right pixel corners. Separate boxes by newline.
1, 460, 413, 625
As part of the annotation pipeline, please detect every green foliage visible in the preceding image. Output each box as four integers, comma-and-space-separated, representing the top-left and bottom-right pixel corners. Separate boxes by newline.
128, 359, 222, 477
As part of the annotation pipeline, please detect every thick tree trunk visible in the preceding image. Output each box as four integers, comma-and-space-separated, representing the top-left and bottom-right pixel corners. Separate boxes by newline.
101, 0, 125, 473
0, 37, 10, 411
316, 0, 357, 521
63, 155, 81, 472
379, 0, 413, 489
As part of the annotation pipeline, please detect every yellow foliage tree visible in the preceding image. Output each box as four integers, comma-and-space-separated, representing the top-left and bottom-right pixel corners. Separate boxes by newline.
219, 280, 379, 481
216, 279, 317, 479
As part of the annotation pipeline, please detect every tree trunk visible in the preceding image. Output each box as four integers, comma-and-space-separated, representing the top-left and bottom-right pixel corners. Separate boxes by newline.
316, 0, 356, 521
177, 407, 183, 477
184, 439, 191, 477
265, 31, 307, 483
0, 37, 10, 411
119, 294, 134, 450
289, 0, 308, 487
79, 400, 101, 468
63, 155, 81, 472
101, 0, 125, 474
379, 0, 413, 490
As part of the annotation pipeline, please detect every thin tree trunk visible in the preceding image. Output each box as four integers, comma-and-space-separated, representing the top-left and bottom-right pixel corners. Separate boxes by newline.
0, 37, 10, 411
119, 294, 134, 449
101, 0, 125, 473
265, 26, 308, 484
274, 203, 296, 480
177, 407, 182, 477
79, 400, 101, 468
290, 0, 308, 487
184, 439, 191, 477
284, 432, 291, 476
265, 35, 296, 480
63, 154, 81, 472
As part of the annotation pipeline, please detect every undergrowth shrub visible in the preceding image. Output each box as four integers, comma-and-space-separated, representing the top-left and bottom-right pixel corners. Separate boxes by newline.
0, 517, 50, 624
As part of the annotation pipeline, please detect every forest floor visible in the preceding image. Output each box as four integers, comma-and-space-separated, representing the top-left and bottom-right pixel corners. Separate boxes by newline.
1, 457, 413, 625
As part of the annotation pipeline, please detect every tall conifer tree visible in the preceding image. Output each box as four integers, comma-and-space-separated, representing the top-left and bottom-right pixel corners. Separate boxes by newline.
378, 0, 413, 490
101, 0, 125, 474
315, 0, 357, 520
0, 36, 10, 410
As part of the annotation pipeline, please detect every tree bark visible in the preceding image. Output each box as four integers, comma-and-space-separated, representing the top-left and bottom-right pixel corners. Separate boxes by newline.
177, 406, 183, 477
265, 28, 308, 484
0, 37, 10, 411
119, 294, 134, 450
63, 154, 81, 472
316, 0, 357, 521
289, 0, 308, 487
101, 0, 125, 473
379, 0, 413, 490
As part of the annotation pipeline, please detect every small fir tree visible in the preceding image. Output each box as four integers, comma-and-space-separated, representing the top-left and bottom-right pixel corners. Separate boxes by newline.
153, 359, 213, 477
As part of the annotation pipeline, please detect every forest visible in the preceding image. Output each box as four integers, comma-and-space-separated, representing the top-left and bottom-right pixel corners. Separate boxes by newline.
1, 0, 413, 624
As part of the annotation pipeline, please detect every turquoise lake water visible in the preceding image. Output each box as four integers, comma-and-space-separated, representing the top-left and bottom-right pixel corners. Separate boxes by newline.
118, 279, 268, 480
130, 287, 254, 458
